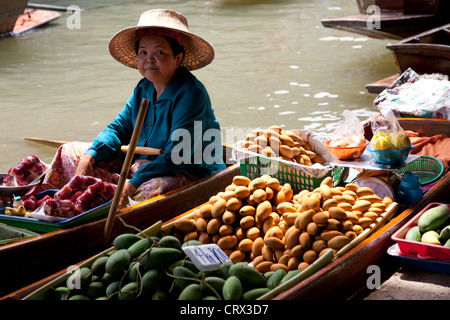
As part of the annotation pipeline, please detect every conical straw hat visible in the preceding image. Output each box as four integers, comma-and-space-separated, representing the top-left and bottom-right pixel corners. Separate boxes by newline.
109, 9, 214, 70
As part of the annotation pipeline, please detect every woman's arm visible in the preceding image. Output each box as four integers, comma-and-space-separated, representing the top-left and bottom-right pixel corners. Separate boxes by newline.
129, 86, 211, 188
75, 153, 95, 176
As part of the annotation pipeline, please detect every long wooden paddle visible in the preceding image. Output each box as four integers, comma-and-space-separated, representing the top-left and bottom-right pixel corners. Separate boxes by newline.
103, 98, 150, 247
23, 137, 163, 155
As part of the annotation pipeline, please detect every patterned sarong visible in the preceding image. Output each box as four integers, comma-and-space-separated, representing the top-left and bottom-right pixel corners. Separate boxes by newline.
42, 142, 196, 202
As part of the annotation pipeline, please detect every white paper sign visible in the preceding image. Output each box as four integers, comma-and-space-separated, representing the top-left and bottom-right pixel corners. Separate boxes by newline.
182, 244, 232, 272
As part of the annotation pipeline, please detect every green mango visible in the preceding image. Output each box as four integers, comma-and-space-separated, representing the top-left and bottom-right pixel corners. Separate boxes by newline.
418, 205, 449, 233
439, 225, 450, 243
421, 230, 441, 245
405, 226, 421, 242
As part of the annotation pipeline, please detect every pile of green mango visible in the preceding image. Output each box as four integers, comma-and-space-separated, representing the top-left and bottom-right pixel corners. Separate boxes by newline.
46, 232, 303, 300
405, 204, 450, 247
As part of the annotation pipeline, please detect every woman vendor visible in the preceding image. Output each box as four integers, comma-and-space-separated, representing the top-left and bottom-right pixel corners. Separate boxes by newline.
42, 9, 226, 208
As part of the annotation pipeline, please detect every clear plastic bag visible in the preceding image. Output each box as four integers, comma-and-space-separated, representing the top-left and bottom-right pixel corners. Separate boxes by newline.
327, 110, 366, 147
369, 107, 412, 151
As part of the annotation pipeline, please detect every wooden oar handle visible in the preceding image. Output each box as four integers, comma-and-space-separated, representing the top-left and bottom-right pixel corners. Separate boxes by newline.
24, 137, 163, 155
103, 98, 150, 246
120, 145, 163, 155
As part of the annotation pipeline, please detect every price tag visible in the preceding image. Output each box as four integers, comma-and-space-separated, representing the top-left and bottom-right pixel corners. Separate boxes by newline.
182, 243, 232, 272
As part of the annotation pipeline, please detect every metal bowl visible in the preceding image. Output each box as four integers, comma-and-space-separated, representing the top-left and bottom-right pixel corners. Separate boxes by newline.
0, 174, 40, 198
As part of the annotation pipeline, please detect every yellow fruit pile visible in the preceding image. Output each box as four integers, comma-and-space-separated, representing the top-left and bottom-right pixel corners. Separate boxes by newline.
173, 175, 393, 273
241, 125, 325, 165
371, 131, 411, 151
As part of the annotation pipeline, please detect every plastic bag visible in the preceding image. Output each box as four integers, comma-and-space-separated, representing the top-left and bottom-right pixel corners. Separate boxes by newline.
327, 110, 366, 147
2, 155, 49, 187
369, 107, 412, 151
374, 68, 450, 120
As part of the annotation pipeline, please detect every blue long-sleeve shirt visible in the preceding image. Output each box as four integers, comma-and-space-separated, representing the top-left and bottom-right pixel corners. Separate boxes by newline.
86, 67, 226, 188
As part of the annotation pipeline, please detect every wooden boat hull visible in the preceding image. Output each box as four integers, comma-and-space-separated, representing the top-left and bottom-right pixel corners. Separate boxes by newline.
365, 73, 401, 94
0, 145, 240, 297
0, 0, 27, 36
321, 0, 450, 40
12, 9, 61, 36
386, 23, 450, 76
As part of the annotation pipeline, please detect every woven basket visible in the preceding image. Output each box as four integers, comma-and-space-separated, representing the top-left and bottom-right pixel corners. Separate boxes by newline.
394, 156, 444, 192
239, 154, 346, 192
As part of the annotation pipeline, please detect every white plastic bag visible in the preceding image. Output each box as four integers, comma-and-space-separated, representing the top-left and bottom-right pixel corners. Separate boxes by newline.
327, 110, 366, 147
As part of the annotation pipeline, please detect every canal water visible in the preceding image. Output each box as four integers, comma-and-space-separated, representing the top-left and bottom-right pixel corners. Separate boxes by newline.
0, 0, 397, 171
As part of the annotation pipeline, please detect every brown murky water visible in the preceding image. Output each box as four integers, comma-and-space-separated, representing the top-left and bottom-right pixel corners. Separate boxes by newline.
0, 0, 397, 171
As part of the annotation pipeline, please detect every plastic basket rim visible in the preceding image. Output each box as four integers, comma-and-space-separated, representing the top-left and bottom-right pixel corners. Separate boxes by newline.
394, 155, 444, 186
366, 145, 414, 154
324, 139, 369, 150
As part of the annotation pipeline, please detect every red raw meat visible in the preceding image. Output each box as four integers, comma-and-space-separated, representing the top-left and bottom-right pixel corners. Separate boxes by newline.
87, 181, 105, 195
84, 176, 99, 187
31, 176, 117, 219
36, 195, 53, 207
54, 185, 73, 200
67, 175, 86, 191
24, 196, 36, 211
4, 155, 47, 186
12, 155, 38, 175
43, 198, 59, 216
102, 182, 116, 200
57, 206, 72, 218
59, 199, 74, 208
90, 196, 105, 208
75, 190, 95, 211
69, 191, 82, 203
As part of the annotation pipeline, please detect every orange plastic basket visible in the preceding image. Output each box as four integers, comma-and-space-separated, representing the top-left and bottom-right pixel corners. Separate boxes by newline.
325, 139, 369, 160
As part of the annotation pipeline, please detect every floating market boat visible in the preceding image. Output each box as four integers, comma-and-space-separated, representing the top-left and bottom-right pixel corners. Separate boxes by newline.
321, 0, 450, 40
3, 119, 449, 300
0, 1, 61, 37
386, 23, 450, 76
272, 118, 450, 300
11, 8, 61, 36
0, 144, 239, 297
0, 0, 28, 36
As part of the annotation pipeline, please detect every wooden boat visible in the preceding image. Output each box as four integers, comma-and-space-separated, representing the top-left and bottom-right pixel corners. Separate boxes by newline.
273, 118, 450, 300
365, 73, 401, 94
321, 0, 450, 40
0, 0, 28, 36
12, 8, 61, 36
3, 119, 449, 300
386, 23, 450, 76
0, 144, 240, 297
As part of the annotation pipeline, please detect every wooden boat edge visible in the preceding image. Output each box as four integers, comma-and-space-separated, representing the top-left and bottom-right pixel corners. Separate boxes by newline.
386, 22, 450, 46
10, 169, 448, 301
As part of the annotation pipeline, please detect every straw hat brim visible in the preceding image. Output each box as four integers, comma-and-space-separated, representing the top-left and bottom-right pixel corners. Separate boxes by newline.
109, 26, 214, 71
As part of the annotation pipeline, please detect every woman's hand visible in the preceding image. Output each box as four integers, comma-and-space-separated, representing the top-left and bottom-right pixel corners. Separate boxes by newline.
76, 154, 95, 176
118, 181, 137, 209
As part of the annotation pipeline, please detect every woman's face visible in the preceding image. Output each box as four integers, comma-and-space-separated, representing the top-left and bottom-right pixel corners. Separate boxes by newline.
137, 35, 183, 85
